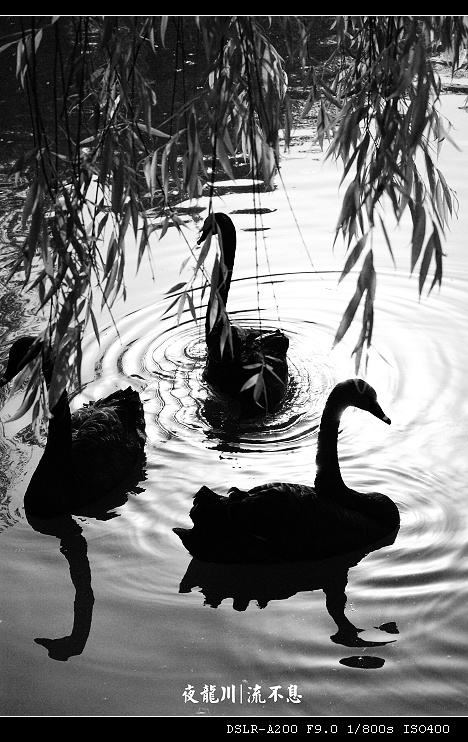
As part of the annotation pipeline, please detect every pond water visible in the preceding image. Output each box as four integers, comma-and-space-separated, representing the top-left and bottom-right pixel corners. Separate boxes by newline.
1, 93, 468, 719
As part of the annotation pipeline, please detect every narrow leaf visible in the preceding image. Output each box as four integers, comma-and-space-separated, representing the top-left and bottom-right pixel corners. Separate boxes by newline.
333, 285, 364, 348
240, 373, 260, 393
418, 233, 435, 295
166, 281, 187, 295
411, 207, 426, 273
339, 233, 368, 282
379, 216, 396, 267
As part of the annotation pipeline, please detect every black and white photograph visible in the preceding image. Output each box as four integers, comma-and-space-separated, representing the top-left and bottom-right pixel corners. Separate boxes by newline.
1, 16, 467, 724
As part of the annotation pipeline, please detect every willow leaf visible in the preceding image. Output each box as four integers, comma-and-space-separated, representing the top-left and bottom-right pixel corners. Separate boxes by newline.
219, 317, 232, 358
158, 216, 170, 241
136, 220, 150, 272
411, 207, 426, 273
336, 178, 358, 232
437, 169, 453, 217
5, 384, 40, 422
339, 233, 369, 283
166, 281, 187, 295
379, 216, 396, 267
112, 158, 124, 215
429, 226, 444, 293
216, 137, 236, 181
136, 123, 170, 139
89, 306, 100, 343
118, 202, 132, 250
56, 299, 74, 340
264, 363, 287, 387
22, 178, 39, 229
333, 284, 364, 348
334, 250, 375, 347
418, 232, 435, 295
194, 233, 212, 275
104, 237, 118, 277
160, 16, 168, 46
102, 260, 118, 308
186, 292, 197, 323
253, 374, 267, 404
240, 373, 260, 393
176, 292, 187, 324
208, 292, 220, 333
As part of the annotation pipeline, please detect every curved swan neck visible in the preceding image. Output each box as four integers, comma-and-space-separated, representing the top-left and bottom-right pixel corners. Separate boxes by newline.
41, 353, 73, 458
218, 219, 236, 282
314, 394, 347, 490
206, 215, 236, 334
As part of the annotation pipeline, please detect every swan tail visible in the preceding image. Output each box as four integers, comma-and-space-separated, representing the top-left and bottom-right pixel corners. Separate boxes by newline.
94, 387, 146, 447
189, 486, 228, 527
173, 526, 225, 562
173, 527, 198, 557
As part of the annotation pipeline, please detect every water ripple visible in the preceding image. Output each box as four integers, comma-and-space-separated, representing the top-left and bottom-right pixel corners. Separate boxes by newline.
3, 258, 468, 715
71, 269, 468, 598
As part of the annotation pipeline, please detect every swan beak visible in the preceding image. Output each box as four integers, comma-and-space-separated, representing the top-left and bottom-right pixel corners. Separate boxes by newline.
372, 402, 391, 425
197, 228, 210, 246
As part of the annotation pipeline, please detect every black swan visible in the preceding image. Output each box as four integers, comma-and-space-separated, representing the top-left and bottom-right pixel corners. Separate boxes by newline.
199, 212, 289, 416
173, 379, 400, 563
0, 336, 146, 518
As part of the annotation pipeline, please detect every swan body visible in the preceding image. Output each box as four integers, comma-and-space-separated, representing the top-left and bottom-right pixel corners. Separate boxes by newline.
199, 212, 289, 416
1, 336, 146, 517
173, 379, 400, 563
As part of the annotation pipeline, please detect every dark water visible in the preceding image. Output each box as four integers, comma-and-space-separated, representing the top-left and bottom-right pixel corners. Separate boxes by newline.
1, 59, 468, 719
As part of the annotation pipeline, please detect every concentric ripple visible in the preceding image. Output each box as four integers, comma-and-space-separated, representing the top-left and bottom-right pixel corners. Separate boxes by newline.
3, 93, 468, 716
73, 265, 468, 626
78, 275, 362, 454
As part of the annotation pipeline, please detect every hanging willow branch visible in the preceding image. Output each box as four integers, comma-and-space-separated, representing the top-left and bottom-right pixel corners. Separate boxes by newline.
0, 16, 291, 418
301, 15, 467, 369
0, 15, 467, 415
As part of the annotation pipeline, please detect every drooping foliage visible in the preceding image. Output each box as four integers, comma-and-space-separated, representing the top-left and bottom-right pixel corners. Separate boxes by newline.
0, 15, 467, 419
315, 16, 466, 369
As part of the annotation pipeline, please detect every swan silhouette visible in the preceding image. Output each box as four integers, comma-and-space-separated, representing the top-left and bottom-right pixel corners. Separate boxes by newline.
199, 212, 289, 416
173, 379, 400, 563
0, 335, 146, 518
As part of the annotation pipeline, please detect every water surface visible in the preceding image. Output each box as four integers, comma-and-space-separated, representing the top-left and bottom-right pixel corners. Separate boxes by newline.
1, 94, 468, 718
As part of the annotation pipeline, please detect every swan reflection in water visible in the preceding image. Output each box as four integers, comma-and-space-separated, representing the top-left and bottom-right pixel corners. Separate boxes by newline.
178, 528, 399, 667
25, 462, 147, 662
0, 336, 149, 660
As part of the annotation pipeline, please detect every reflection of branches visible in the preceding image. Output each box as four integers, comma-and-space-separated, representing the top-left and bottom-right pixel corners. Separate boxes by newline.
179, 529, 399, 652
0, 436, 31, 533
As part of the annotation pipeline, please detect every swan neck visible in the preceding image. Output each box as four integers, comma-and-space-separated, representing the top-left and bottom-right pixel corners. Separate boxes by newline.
314, 396, 346, 489
206, 220, 236, 333
41, 356, 72, 456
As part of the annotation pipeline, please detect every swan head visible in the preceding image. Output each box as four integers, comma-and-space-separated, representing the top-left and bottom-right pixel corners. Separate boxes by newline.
332, 379, 391, 425
197, 212, 234, 246
0, 336, 42, 386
